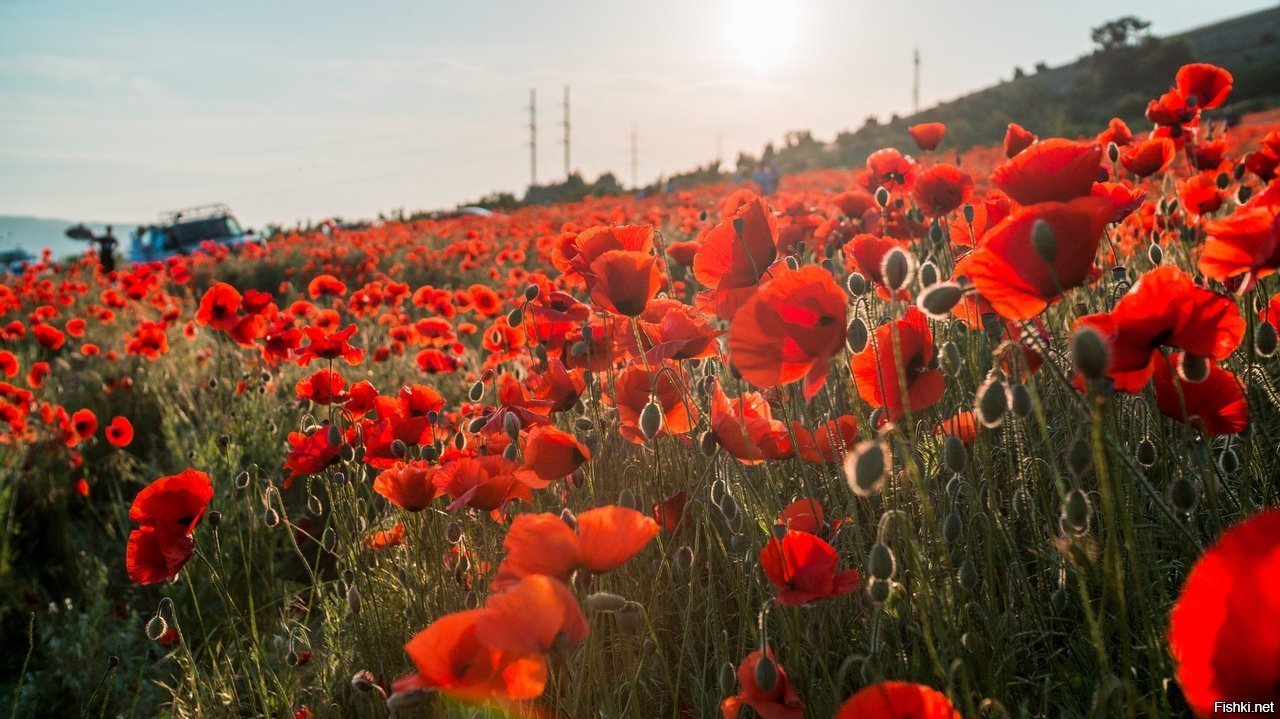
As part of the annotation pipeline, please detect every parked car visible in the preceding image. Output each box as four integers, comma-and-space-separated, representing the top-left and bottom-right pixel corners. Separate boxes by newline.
1, 246, 35, 274
130, 204, 263, 262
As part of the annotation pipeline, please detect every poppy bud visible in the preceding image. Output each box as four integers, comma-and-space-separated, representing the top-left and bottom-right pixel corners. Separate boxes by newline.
942, 435, 967, 474
1215, 171, 1230, 190
464, 590, 479, 609
524, 284, 541, 301
1051, 587, 1069, 615
881, 247, 914, 291
322, 527, 337, 552
217, 434, 231, 450
846, 272, 868, 297
1031, 219, 1058, 263
145, 613, 168, 641
559, 507, 578, 531
616, 604, 642, 633
1110, 265, 1128, 283
503, 412, 522, 440
867, 577, 891, 604
753, 655, 779, 694
1147, 243, 1163, 265
466, 416, 486, 434
718, 662, 736, 696
718, 492, 740, 526
1136, 437, 1158, 466
1257, 321, 1278, 358
1237, 184, 1253, 204
962, 204, 976, 224
108, 655, 120, 668
959, 559, 979, 591
453, 432, 466, 450
770, 523, 788, 540
507, 308, 524, 326
569, 341, 588, 357
845, 317, 869, 352
845, 440, 888, 498
1167, 199, 1180, 215
385, 687, 431, 711
639, 400, 663, 440
868, 543, 896, 581
468, 381, 484, 402
263, 507, 280, 528
585, 592, 628, 613
502, 443, 519, 461
326, 424, 342, 448
698, 430, 719, 456
941, 341, 962, 375
917, 282, 964, 320
1106, 142, 1120, 164
1010, 383, 1033, 418
235, 470, 251, 489
975, 376, 1008, 428
1065, 437, 1092, 477
820, 258, 835, 273
1168, 476, 1199, 514
674, 545, 694, 572
574, 416, 593, 431
619, 488, 638, 510
346, 584, 362, 615
875, 186, 890, 208
1071, 327, 1110, 382
919, 260, 939, 287
710, 478, 727, 507
208, 510, 222, 528
421, 444, 438, 462
1216, 447, 1240, 475
784, 255, 800, 271
943, 512, 963, 546
208, 377, 218, 389
1062, 489, 1092, 536
1177, 353, 1210, 383
351, 671, 377, 692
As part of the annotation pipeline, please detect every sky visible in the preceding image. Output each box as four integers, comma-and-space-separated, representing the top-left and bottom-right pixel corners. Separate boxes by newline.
0, 0, 1275, 230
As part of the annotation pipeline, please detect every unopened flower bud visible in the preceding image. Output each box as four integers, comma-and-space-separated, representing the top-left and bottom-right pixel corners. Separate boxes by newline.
1062, 489, 1092, 536
846, 272, 868, 297
1177, 353, 1210, 383
942, 435, 968, 474
917, 282, 964, 320
1071, 327, 1110, 382
1031, 219, 1058, 263
845, 440, 888, 498
753, 655, 778, 694
846, 317, 869, 352
639, 400, 663, 440
868, 543, 896, 581
975, 376, 1008, 428
881, 247, 914, 291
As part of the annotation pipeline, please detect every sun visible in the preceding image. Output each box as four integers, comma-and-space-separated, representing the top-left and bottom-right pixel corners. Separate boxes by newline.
721, 0, 802, 73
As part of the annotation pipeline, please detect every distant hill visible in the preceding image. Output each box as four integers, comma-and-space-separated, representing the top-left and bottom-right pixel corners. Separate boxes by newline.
0, 216, 141, 259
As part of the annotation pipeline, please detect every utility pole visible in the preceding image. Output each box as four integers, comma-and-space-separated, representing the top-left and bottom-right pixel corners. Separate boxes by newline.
912, 49, 920, 114
629, 124, 638, 189
528, 88, 537, 186
561, 85, 570, 179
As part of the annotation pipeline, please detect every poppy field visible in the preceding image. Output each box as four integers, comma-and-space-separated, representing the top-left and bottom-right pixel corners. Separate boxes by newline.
4, 62, 1280, 718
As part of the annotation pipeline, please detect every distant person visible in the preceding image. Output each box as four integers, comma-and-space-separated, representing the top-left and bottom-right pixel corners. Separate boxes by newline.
752, 164, 780, 196
97, 225, 117, 274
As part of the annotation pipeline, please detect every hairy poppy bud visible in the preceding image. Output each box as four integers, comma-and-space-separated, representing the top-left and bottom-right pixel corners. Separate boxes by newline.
784, 255, 800, 271
346, 584, 362, 615
1071, 327, 1110, 382
875, 185, 890, 208
975, 376, 1008, 428
502, 443, 519, 461
1106, 142, 1120, 164
919, 260, 939, 287
468, 381, 484, 402
846, 272, 868, 297
718, 492, 740, 526
386, 687, 431, 711
881, 247, 914, 291
845, 440, 888, 498
235, 470, 251, 489
1215, 171, 1230, 190
574, 416, 593, 431
1010, 383, 1033, 418
753, 655, 778, 694
674, 545, 694, 572
1051, 588, 1069, 614
390, 438, 408, 458
867, 577, 891, 604
1148, 243, 1163, 265
467, 416, 487, 434
1256, 321, 1278, 358
322, 527, 337, 552
145, 613, 168, 641
959, 559, 979, 591
1177, 353, 1210, 383
1168, 476, 1199, 514
639, 400, 663, 440
108, 655, 120, 668
1062, 489, 1092, 536
698, 430, 719, 456
846, 317, 869, 352
710, 478, 727, 507
917, 281, 964, 320
868, 543, 896, 581
941, 341, 962, 375
207, 510, 222, 528
524, 284, 540, 301
585, 592, 628, 613
962, 203, 975, 224
942, 435, 968, 474
503, 412, 522, 440
1065, 437, 1092, 477
569, 341, 588, 357
943, 512, 963, 546
1136, 437, 1158, 466
1216, 447, 1240, 475
1031, 218, 1058, 263
507, 308, 524, 327
559, 507, 578, 531
263, 507, 280, 528
351, 670, 377, 692
718, 662, 736, 696
1237, 184, 1253, 204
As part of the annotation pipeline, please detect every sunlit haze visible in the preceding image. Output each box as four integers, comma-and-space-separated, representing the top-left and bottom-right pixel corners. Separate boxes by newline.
0, 0, 1273, 228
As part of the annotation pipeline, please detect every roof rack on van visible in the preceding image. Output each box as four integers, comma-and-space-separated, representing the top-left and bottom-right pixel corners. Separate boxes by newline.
159, 203, 234, 225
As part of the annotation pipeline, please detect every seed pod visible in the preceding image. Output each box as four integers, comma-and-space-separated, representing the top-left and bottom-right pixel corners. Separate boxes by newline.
868, 543, 896, 581
1257, 322, 1279, 358
1148, 243, 1163, 265
1168, 476, 1199, 514
975, 376, 1008, 428
639, 400, 663, 440
346, 584, 362, 615
1065, 438, 1092, 478
867, 578, 891, 604
1071, 326, 1110, 382
1136, 437, 1158, 466
1009, 383, 1033, 418
881, 247, 915, 291
1177, 353, 1210, 383
845, 440, 888, 497
917, 281, 964, 320
585, 592, 628, 613
1062, 489, 1092, 535
943, 512, 963, 546
753, 655, 778, 694
1031, 219, 1058, 263
846, 317, 869, 352
846, 272, 869, 297
942, 435, 968, 474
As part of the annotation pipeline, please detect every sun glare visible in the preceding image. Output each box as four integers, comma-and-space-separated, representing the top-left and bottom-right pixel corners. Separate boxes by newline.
722, 0, 802, 73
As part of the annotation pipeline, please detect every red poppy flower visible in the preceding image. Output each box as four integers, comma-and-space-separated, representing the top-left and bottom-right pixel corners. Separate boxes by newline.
834, 682, 961, 719
588, 249, 662, 317
653, 490, 691, 534
283, 425, 345, 488
708, 379, 794, 465
515, 424, 591, 486
789, 414, 859, 463
71, 408, 97, 442
106, 416, 134, 447
295, 368, 348, 404
1003, 123, 1038, 158
850, 307, 945, 423
562, 224, 655, 278
0, 351, 17, 379
402, 609, 547, 703
1152, 352, 1248, 436
720, 649, 805, 719
694, 195, 781, 319
908, 122, 946, 151
1120, 137, 1176, 178
864, 148, 917, 190
364, 523, 406, 549
1097, 117, 1133, 147
1198, 200, 1280, 292
415, 348, 460, 373
1169, 509, 1280, 717
1175, 63, 1233, 110
307, 274, 347, 299
476, 574, 588, 656
843, 234, 904, 290
126, 469, 214, 584
912, 164, 972, 217
1076, 267, 1242, 392
779, 498, 826, 534
1091, 181, 1147, 223
609, 360, 698, 444
33, 322, 66, 350
991, 139, 1103, 205
294, 324, 365, 366
956, 196, 1112, 319
435, 455, 531, 512
493, 505, 657, 588
196, 282, 243, 331
622, 299, 723, 364
727, 265, 847, 400
373, 461, 439, 511
760, 529, 859, 606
